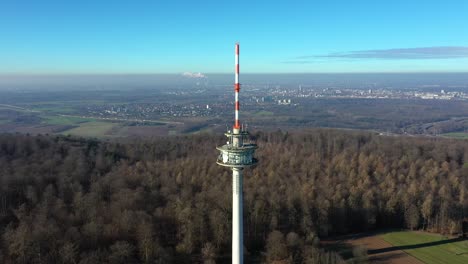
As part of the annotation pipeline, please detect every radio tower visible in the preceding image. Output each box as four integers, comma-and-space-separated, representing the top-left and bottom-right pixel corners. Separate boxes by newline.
216, 43, 258, 264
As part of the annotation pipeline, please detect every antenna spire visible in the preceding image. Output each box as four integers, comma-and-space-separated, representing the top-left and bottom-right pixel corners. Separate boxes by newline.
234, 43, 240, 130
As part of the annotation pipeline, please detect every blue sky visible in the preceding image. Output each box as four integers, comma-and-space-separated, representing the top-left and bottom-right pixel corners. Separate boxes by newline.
1, 0, 468, 74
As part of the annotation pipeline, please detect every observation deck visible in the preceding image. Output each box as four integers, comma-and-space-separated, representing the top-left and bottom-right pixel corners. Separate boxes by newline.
216, 130, 258, 168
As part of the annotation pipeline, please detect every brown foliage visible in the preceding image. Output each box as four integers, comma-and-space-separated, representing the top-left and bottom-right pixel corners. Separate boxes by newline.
0, 130, 466, 263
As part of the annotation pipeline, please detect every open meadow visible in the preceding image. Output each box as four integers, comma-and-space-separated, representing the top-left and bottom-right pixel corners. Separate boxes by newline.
326, 230, 468, 264
381, 231, 468, 264
60, 121, 118, 138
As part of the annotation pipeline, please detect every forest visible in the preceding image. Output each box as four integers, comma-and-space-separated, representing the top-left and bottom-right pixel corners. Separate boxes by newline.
0, 130, 467, 263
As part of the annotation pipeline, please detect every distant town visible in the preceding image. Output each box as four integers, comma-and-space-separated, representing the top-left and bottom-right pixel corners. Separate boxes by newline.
80, 85, 468, 120
2, 74, 468, 138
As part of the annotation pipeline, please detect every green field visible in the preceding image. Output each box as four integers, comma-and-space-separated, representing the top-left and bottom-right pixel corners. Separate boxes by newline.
381, 231, 468, 264
442, 132, 468, 139
254, 110, 274, 116
61, 121, 118, 138
42, 115, 95, 125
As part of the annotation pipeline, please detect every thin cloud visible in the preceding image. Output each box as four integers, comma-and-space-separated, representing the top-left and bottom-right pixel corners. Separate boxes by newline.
182, 72, 206, 78
286, 46, 468, 63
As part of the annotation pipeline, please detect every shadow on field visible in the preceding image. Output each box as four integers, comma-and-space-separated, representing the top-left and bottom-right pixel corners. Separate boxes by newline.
368, 237, 467, 255
369, 252, 409, 262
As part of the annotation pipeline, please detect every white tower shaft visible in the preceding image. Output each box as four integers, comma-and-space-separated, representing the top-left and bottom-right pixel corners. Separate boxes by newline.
232, 168, 243, 264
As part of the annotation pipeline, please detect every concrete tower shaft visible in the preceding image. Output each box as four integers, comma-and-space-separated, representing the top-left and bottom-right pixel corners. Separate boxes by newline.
232, 168, 243, 264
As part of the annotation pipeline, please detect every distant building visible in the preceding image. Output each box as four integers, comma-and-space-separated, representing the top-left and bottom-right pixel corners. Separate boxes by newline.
278, 99, 291, 105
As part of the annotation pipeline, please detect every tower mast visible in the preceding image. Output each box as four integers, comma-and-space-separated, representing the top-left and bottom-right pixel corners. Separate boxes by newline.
216, 43, 258, 264
234, 43, 240, 130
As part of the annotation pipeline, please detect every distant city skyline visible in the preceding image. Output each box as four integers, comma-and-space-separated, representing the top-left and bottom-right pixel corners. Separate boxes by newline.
1, 1, 468, 74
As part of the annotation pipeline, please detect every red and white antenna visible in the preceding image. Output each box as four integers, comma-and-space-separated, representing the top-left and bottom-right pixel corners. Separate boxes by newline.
234, 43, 240, 130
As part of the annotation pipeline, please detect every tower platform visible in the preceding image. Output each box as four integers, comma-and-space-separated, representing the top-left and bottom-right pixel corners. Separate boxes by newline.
216, 130, 258, 168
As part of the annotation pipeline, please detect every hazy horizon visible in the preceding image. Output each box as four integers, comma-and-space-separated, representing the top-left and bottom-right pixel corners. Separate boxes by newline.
1, 72, 467, 91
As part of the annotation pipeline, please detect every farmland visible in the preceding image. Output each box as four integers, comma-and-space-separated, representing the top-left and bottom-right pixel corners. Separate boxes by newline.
382, 231, 468, 264
5, 86, 468, 139
326, 231, 468, 264
442, 132, 468, 139
42, 115, 95, 126
0, 100, 189, 137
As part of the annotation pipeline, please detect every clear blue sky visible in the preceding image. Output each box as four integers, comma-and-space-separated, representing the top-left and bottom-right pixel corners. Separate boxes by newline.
1, 0, 468, 74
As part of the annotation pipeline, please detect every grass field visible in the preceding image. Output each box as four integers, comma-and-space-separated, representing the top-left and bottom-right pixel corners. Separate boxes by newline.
42, 115, 95, 125
254, 110, 275, 116
61, 121, 118, 138
381, 231, 468, 264
442, 132, 468, 139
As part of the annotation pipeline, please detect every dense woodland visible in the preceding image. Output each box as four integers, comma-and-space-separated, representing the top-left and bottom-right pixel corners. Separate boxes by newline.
0, 130, 467, 263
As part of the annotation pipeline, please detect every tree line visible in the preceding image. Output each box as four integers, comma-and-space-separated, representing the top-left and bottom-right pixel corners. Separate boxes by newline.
0, 130, 466, 263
